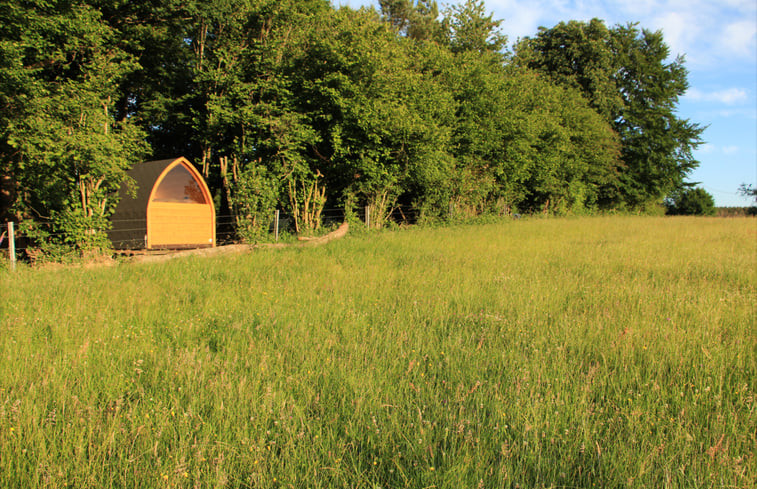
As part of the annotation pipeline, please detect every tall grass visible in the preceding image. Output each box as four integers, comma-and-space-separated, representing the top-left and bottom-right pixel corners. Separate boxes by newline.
1, 216, 754, 488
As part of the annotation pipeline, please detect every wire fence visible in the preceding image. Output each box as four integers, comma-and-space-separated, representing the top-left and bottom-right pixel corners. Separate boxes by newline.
1, 204, 434, 265
4, 199, 754, 267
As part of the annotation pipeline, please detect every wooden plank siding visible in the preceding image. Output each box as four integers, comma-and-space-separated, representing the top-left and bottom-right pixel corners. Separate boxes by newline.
147, 202, 215, 249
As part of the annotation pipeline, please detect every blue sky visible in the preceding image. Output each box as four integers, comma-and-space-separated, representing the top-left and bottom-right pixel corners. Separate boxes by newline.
336, 0, 757, 206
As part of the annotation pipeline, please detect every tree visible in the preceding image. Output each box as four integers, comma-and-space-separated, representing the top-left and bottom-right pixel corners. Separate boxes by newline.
291, 7, 455, 227
0, 0, 147, 251
664, 187, 716, 216
611, 24, 704, 208
439, 46, 619, 216
110, 0, 329, 237
737, 183, 756, 204
515, 20, 705, 210
514, 19, 620, 120
505, 70, 621, 214
442, 0, 507, 56
379, 0, 442, 41
188, 0, 326, 234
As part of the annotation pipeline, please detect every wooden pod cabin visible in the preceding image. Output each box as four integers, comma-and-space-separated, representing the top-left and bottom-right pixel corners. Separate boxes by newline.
109, 157, 216, 249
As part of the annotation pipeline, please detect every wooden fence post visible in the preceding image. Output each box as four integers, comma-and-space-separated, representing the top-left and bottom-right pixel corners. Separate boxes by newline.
8, 222, 16, 271
274, 210, 280, 242
365, 206, 370, 229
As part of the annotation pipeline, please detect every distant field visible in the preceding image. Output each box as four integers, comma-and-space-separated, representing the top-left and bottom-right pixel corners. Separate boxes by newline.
1, 216, 754, 488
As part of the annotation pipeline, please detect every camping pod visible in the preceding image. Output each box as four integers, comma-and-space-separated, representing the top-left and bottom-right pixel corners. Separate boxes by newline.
109, 157, 216, 249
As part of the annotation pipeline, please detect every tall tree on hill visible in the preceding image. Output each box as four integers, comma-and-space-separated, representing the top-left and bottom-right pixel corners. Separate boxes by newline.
516, 20, 704, 210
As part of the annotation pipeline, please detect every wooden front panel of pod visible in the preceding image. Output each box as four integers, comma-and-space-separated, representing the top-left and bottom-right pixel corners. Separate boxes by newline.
147, 202, 215, 249
145, 158, 215, 249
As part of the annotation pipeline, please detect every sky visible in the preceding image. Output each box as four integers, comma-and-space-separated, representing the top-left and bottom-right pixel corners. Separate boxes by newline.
336, 0, 757, 206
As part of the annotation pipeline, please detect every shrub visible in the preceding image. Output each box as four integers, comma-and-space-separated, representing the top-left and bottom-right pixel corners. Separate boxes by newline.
664, 187, 716, 216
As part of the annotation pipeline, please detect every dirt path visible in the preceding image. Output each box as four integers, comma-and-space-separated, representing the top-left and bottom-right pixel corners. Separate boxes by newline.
129, 221, 349, 264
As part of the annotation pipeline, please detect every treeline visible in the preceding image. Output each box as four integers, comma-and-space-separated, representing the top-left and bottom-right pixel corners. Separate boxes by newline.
0, 0, 703, 250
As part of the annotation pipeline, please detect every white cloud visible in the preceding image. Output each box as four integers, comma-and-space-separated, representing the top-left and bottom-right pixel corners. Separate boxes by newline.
650, 11, 696, 58
484, 0, 537, 40
695, 144, 742, 157
718, 20, 757, 58
616, 0, 659, 18
487, 1, 757, 67
685, 88, 749, 104
718, 0, 757, 10
717, 108, 757, 119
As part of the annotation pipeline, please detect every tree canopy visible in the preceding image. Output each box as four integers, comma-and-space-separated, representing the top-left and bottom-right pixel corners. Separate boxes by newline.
516, 20, 705, 209
0, 1, 706, 252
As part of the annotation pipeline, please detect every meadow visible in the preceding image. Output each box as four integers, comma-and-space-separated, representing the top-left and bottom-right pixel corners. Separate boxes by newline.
0, 216, 754, 488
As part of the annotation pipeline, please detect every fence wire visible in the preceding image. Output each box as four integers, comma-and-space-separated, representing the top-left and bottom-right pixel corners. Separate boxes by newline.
1, 204, 431, 260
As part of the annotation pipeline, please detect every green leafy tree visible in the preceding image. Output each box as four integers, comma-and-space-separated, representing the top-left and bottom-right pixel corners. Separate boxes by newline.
515, 19, 621, 120
379, 0, 442, 41
292, 7, 455, 227
515, 19, 704, 210
442, 0, 507, 56
502, 69, 621, 214
440, 46, 619, 216
664, 187, 716, 216
0, 0, 147, 251
90, 0, 227, 170
432, 3, 515, 216
611, 24, 704, 208
442, 49, 519, 215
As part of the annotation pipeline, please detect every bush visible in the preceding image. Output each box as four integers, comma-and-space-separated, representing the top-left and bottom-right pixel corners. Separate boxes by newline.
664, 187, 716, 216
232, 165, 280, 243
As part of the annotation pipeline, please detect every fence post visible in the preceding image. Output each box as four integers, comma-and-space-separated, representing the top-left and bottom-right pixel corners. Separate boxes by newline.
274, 209, 280, 242
8, 222, 15, 271
365, 205, 370, 229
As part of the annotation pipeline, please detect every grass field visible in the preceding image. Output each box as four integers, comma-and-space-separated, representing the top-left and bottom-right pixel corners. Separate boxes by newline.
1, 216, 755, 488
